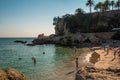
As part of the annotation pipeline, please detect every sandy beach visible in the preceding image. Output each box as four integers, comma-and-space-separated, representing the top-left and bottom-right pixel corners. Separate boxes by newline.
48, 46, 120, 80
76, 46, 120, 80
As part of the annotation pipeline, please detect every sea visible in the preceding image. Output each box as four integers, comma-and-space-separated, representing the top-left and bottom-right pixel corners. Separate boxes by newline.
0, 38, 81, 80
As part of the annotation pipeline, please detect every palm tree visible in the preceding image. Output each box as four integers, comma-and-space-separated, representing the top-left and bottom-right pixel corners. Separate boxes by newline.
96, 2, 103, 12
104, 0, 110, 11
110, 0, 115, 10
115, 0, 120, 10
94, 4, 99, 12
86, 0, 94, 14
75, 8, 84, 15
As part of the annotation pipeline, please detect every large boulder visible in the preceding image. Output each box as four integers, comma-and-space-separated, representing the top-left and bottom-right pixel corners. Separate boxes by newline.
0, 69, 8, 80
0, 68, 27, 80
89, 35, 99, 43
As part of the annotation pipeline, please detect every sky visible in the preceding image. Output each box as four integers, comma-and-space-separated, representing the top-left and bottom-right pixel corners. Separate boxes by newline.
0, 0, 117, 37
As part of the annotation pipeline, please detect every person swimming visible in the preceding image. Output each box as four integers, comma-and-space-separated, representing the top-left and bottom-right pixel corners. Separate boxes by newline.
18, 58, 22, 60
43, 52, 45, 54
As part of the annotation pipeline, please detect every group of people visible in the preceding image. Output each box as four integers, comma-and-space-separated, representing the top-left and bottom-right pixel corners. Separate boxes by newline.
31, 52, 45, 65
103, 40, 120, 61
75, 40, 120, 71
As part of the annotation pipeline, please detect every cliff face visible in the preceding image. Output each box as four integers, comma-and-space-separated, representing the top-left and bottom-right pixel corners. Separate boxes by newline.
33, 10, 119, 46
0, 68, 27, 80
54, 10, 120, 35
55, 19, 69, 36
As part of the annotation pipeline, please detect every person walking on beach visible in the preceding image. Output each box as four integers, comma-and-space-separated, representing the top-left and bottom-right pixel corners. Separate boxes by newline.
107, 47, 109, 55
112, 48, 119, 61
75, 58, 79, 71
114, 49, 117, 59
103, 44, 106, 51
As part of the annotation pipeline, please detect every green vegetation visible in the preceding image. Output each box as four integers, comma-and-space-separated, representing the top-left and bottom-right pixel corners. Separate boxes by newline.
53, 0, 120, 34
111, 31, 120, 40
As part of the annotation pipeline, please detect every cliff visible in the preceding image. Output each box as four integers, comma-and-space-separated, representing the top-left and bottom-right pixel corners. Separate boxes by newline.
33, 10, 119, 46
54, 10, 120, 35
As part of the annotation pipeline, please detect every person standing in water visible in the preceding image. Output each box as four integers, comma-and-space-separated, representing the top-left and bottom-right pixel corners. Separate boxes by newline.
32, 57, 37, 65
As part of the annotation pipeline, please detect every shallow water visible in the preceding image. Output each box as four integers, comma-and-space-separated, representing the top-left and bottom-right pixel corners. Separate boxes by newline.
0, 38, 80, 80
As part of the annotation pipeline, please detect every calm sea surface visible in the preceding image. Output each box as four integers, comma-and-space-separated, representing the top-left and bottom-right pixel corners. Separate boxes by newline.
0, 38, 77, 80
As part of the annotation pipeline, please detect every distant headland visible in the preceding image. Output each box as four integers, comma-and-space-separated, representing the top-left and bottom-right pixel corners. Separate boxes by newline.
32, 9, 120, 47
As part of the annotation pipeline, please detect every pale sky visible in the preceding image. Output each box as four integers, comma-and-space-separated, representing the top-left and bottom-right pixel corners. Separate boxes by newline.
0, 0, 117, 37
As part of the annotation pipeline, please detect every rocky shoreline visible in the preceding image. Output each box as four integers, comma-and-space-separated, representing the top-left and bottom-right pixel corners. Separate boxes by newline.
32, 32, 116, 47
0, 68, 27, 80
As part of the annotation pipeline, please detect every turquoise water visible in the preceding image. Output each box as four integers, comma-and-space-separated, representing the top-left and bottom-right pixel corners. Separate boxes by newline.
0, 38, 76, 80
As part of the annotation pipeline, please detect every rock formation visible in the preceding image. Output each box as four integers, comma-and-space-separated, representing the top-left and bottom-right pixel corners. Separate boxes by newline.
0, 68, 27, 80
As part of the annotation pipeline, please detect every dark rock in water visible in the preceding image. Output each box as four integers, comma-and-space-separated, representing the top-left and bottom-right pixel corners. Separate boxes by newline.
32, 39, 46, 44
14, 40, 27, 44
26, 43, 35, 46
0, 68, 27, 80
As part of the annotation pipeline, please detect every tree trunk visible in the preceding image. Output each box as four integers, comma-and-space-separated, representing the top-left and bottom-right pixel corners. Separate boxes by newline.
90, 6, 92, 14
